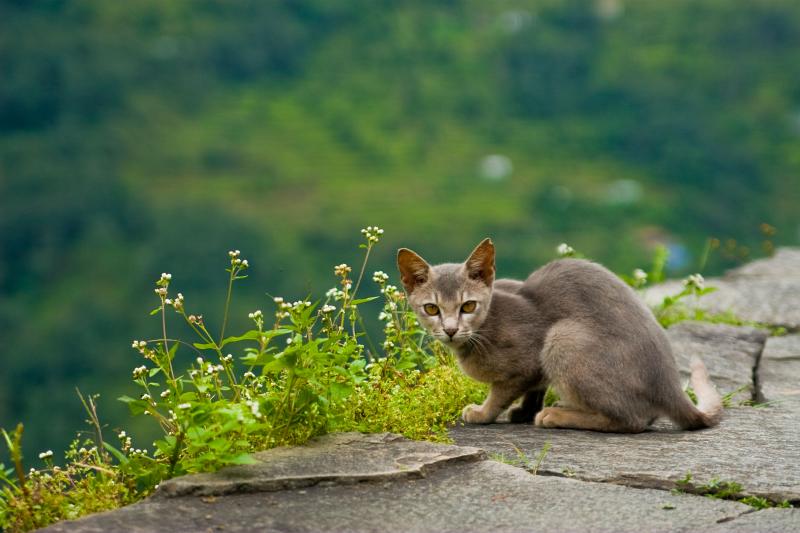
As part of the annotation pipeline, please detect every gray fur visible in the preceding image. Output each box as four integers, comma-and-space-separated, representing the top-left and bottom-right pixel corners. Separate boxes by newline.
397, 238, 722, 433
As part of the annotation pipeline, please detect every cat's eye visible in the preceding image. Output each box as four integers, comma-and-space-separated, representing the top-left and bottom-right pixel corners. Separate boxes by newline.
461, 301, 477, 314
423, 303, 440, 316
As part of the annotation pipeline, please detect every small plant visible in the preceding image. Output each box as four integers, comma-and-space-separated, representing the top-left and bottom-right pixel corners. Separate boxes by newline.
0, 227, 485, 531
673, 471, 791, 509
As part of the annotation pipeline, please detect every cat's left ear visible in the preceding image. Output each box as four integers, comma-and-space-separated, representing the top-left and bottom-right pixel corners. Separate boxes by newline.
465, 238, 495, 287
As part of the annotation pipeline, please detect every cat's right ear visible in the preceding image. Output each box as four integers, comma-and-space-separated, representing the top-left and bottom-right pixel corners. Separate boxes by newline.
397, 248, 431, 294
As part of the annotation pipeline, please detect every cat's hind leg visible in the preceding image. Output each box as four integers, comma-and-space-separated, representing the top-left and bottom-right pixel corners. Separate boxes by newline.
534, 407, 645, 433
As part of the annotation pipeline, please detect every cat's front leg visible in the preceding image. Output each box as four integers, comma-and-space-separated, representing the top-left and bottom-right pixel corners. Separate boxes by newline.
463, 381, 526, 424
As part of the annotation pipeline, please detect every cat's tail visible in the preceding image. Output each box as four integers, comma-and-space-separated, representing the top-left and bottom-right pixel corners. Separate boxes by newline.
670, 356, 723, 430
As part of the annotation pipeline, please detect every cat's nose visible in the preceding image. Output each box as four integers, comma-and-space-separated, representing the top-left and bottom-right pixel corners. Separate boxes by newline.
444, 327, 458, 339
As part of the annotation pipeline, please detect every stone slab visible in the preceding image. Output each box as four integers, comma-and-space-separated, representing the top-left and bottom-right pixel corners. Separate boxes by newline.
758, 334, 800, 408
666, 322, 767, 398
39, 458, 750, 533
643, 248, 800, 330
156, 432, 485, 498
451, 407, 800, 504
705, 508, 800, 533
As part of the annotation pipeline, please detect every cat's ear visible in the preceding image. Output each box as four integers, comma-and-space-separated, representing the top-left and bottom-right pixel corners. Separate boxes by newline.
397, 248, 431, 294
465, 238, 495, 286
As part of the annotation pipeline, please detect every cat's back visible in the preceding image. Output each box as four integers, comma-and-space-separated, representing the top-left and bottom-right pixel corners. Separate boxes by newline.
520, 258, 657, 330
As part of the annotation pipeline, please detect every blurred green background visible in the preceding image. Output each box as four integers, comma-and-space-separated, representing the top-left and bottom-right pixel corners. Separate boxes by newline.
2, 0, 799, 458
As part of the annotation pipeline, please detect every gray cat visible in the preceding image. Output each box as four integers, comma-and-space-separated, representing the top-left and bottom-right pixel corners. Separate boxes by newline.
396, 238, 722, 432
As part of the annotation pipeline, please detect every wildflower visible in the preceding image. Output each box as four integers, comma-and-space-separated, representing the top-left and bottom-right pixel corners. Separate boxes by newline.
633, 269, 648, 283
684, 273, 705, 291
326, 288, 345, 300
38, 450, 53, 460
273, 296, 284, 304
132, 366, 148, 379
378, 311, 391, 321
334, 263, 352, 277
118, 431, 127, 439
372, 271, 389, 284
141, 393, 152, 401
177, 403, 191, 410
557, 243, 575, 257
228, 250, 241, 258
241, 259, 249, 268
381, 284, 398, 296
321, 304, 336, 313
248, 310, 263, 319
243, 371, 256, 379
160, 390, 170, 398
154, 287, 168, 297
131, 340, 147, 350
361, 226, 384, 244
172, 293, 184, 310
286, 337, 293, 345
196, 357, 204, 365
222, 354, 234, 363
383, 340, 395, 350
246, 400, 261, 417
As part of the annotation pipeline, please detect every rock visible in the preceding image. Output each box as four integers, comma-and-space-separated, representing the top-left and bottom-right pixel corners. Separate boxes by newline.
450, 407, 800, 504
156, 432, 485, 497
704, 508, 800, 533
666, 322, 768, 398
643, 248, 800, 330
38, 449, 750, 533
758, 334, 800, 408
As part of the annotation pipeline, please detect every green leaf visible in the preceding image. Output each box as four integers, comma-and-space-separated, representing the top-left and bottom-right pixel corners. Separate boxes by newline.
227, 453, 258, 465
149, 367, 162, 377
193, 341, 218, 350
150, 307, 161, 316
350, 296, 379, 305
103, 442, 129, 465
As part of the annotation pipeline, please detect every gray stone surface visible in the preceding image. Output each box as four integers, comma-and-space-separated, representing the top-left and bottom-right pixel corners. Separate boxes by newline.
666, 322, 768, 398
643, 248, 800, 330
451, 407, 800, 504
758, 334, 800, 408
705, 508, 800, 533
40, 458, 750, 533
156, 432, 485, 497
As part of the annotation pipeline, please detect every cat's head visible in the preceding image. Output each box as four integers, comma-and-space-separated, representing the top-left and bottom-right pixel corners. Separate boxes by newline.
396, 238, 495, 348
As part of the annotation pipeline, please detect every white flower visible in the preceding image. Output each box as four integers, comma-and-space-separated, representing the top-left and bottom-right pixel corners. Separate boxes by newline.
334, 264, 352, 277
38, 450, 53, 460
378, 311, 391, 321
360, 226, 384, 244
557, 243, 575, 257
383, 340, 395, 350
684, 273, 705, 291
273, 296, 284, 304
228, 250, 240, 258
132, 366, 148, 379
154, 287, 168, 297
321, 304, 336, 313
222, 354, 234, 363
140, 393, 151, 401
243, 371, 256, 379
160, 390, 171, 398
248, 310, 263, 319
246, 400, 260, 417
326, 288, 345, 301
118, 431, 126, 438
633, 269, 647, 283
372, 271, 389, 284
177, 403, 191, 410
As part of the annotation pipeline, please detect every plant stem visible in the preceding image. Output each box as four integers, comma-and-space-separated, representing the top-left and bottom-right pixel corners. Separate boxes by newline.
219, 267, 236, 344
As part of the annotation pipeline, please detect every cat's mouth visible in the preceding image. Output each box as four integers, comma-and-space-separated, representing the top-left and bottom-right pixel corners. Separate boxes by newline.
436, 332, 471, 348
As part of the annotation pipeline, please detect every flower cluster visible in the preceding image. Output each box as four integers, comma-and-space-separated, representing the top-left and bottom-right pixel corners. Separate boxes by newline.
334, 263, 352, 277
38, 450, 54, 460
372, 270, 389, 284
556, 243, 575, 257
683, 273, 705, 291
361, 226, 384, 244
132, 365, 148, 379
326, 288, 345, 301
321, 304, 336, 314
228, 250, 249, 269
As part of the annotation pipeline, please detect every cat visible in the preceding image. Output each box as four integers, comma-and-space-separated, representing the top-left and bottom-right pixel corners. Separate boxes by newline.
396, 238, 722, 432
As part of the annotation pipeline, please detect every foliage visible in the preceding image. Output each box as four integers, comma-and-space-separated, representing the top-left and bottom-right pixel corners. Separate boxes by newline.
674, 471, 791, 509
0, 229, 486, 531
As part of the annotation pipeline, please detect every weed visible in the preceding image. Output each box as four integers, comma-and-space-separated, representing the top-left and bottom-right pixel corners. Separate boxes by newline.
0, 227, 484, 531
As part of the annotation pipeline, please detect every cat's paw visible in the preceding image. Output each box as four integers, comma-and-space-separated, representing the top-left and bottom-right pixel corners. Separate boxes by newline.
534, 407, 558, 428
462, 404, 495, 424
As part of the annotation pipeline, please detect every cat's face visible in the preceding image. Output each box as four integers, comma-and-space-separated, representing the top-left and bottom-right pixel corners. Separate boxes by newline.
397, 238, 495, 349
